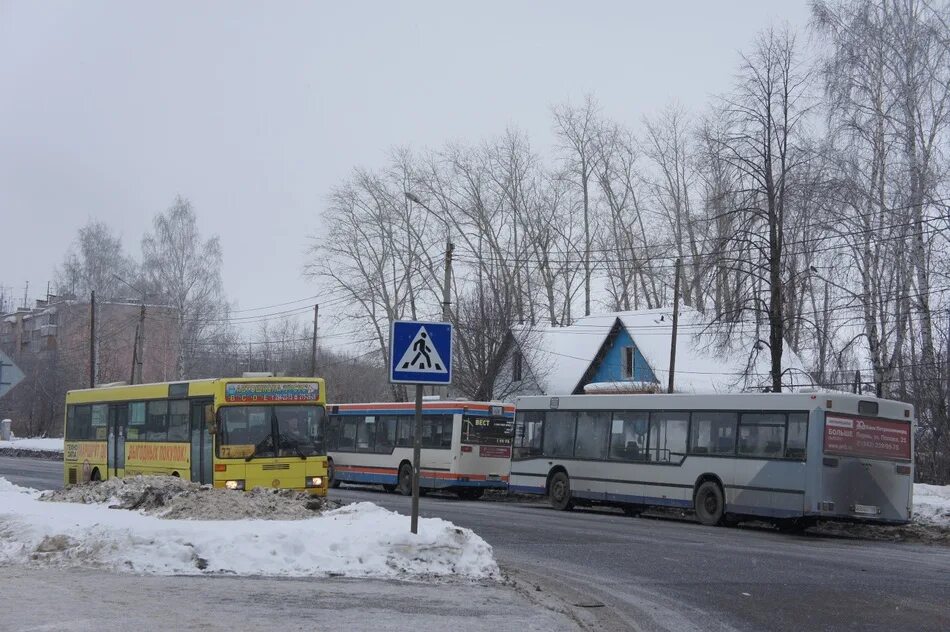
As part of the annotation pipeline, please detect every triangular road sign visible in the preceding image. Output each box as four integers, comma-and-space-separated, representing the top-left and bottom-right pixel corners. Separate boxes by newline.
395, 326, 448, 373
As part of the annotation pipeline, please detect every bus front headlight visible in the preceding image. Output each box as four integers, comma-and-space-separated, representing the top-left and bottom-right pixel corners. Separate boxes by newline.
306, 476, 324, 488
225, 480, 245, 491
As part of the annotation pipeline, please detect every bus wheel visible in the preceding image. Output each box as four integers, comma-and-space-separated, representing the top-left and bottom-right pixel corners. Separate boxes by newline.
90, 468, 101, 482
622, 505, 643, 517
382, 484, 397, 493
549, 471, 574, 511
457, 488, 484, 501
328, 459, 341, 489
397, 463, 413, 496
694, 481, 724, 526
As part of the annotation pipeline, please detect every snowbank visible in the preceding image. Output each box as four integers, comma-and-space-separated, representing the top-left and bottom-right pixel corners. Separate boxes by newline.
914, 483, 950, 527
40, 475, 337, 520
0, 437, 64, 452
0, 477, 499, 579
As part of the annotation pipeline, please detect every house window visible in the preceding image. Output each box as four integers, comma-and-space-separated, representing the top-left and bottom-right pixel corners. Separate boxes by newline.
622, 346, 635, 379
512, 350, 523, 382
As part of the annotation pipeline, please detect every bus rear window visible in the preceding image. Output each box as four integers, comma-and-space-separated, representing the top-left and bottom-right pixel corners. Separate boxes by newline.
462, 415, 514, 446
823, 415, 911, 461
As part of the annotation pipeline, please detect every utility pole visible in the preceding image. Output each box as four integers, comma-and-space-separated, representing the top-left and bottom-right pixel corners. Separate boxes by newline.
311, 304, 319, 377
130, 323, 140, 384
135, 303, 146, 383
89, 290, 96, 388
411, 383, 423, 534
668, 258, 681, 394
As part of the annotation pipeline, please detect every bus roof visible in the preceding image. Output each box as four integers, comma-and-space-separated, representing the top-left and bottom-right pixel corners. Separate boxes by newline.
514, 392, 914, 421
65, 377, 326, 404
331, 400, 514, 415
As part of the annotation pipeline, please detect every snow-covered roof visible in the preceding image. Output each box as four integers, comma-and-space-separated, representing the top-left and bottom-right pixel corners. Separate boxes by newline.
511, 321, 613, 394
575, 307, 813, 393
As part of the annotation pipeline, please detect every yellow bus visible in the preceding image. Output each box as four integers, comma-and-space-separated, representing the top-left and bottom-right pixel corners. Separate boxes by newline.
63, 377, 328, 495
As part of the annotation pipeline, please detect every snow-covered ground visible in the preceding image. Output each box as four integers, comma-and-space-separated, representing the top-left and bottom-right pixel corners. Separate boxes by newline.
914, 483, 950, 527
0, 436, 64, 452
0, 477, 498, 579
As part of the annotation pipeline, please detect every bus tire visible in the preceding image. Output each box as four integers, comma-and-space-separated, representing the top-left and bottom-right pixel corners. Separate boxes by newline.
548, 471, 574, 511
328, 459, 341, 489
694, 481, 725, 526
382, 484, 397, 493
90, 468, 101, 482
622, 505, 643, 517
397, 463, 413, 496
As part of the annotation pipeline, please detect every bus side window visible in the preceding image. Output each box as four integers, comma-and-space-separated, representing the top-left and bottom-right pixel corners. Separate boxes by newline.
374, 416, 397, 453
326, 415, 340, 451
396, 415, 413, 447
67, 405, 93, 441
737, 413, 785, 458
649, 412, 688, 463
609, 412, 648, 461
689, 412, 737, 456
146, 401, 168, 442
513, 411, 543, 459
542, 411, 577, 458
339, 419, 358, 451
574, 411, 610, 460
785, 413, 808, 460
167, 400, 189, 442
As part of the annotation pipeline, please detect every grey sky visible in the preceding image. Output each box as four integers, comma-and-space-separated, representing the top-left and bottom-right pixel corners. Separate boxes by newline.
0, 0, 811, 337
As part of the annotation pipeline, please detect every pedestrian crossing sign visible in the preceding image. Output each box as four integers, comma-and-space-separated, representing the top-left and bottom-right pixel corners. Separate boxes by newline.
389, 320, 453, 385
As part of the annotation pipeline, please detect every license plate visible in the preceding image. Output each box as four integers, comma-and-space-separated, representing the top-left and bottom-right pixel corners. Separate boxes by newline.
853, 504, 880, 515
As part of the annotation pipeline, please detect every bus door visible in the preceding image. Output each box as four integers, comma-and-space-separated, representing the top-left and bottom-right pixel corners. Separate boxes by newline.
107, 404, 128, 478
190, 400, 214, 484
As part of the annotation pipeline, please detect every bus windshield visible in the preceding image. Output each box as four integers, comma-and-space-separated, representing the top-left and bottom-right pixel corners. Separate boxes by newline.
219, 405, 326, 458
461, 415, 514, 446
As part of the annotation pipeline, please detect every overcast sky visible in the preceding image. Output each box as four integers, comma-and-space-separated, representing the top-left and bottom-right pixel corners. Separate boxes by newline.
0, 0, 811, 338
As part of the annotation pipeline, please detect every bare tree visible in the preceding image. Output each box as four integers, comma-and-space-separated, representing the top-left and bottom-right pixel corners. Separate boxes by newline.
56, 220, 137, 300
714, 27, 812, 392
141, 196, 227, 379
553, 95, 602, 316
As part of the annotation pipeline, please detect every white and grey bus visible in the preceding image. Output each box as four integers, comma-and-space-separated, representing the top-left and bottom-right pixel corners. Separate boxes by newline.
510, 393, 914, 527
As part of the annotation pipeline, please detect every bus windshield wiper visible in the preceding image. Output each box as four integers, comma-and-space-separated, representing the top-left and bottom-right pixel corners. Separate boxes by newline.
279, 434, 308, 460
245, 435, 273, 462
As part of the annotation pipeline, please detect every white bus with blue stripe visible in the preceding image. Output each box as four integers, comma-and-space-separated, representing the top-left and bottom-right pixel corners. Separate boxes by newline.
509, 393, 914, 528
326, 400, 514, 500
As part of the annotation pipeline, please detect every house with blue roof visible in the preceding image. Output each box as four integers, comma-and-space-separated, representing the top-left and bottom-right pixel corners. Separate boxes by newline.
491, 307, 812, 400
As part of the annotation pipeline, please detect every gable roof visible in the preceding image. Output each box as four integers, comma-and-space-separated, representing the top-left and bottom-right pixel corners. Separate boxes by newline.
575, 307, 814, 393
511, 319, 616, 395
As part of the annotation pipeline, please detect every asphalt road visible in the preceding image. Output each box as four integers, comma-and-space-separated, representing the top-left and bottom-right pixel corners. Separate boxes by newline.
3, 457, 949, 632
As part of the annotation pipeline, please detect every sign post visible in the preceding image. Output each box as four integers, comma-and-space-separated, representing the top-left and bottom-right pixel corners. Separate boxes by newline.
389, 320, 453, 534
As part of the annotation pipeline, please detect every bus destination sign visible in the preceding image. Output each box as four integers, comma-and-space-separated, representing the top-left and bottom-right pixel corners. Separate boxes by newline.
824, 415, 911, 461
225, 382, 320, 403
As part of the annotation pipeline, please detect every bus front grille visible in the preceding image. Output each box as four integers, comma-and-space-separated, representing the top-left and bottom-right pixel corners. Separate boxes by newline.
68, 468, 77, 485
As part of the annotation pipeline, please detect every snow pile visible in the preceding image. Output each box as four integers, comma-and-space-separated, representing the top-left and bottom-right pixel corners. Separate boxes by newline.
0, 437, 65, 452
914, 483, 950, 527
40, 476, 338, 520
0, 477, 499, 579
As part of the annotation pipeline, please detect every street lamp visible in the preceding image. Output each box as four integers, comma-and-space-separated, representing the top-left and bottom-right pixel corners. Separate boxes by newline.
404, 192, 454, 324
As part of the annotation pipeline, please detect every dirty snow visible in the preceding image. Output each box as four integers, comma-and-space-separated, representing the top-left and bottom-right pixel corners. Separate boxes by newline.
40, 475, 339, 520
0, 477, 499, 579
914, 483, 950, 527
0, 437, 64, 452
